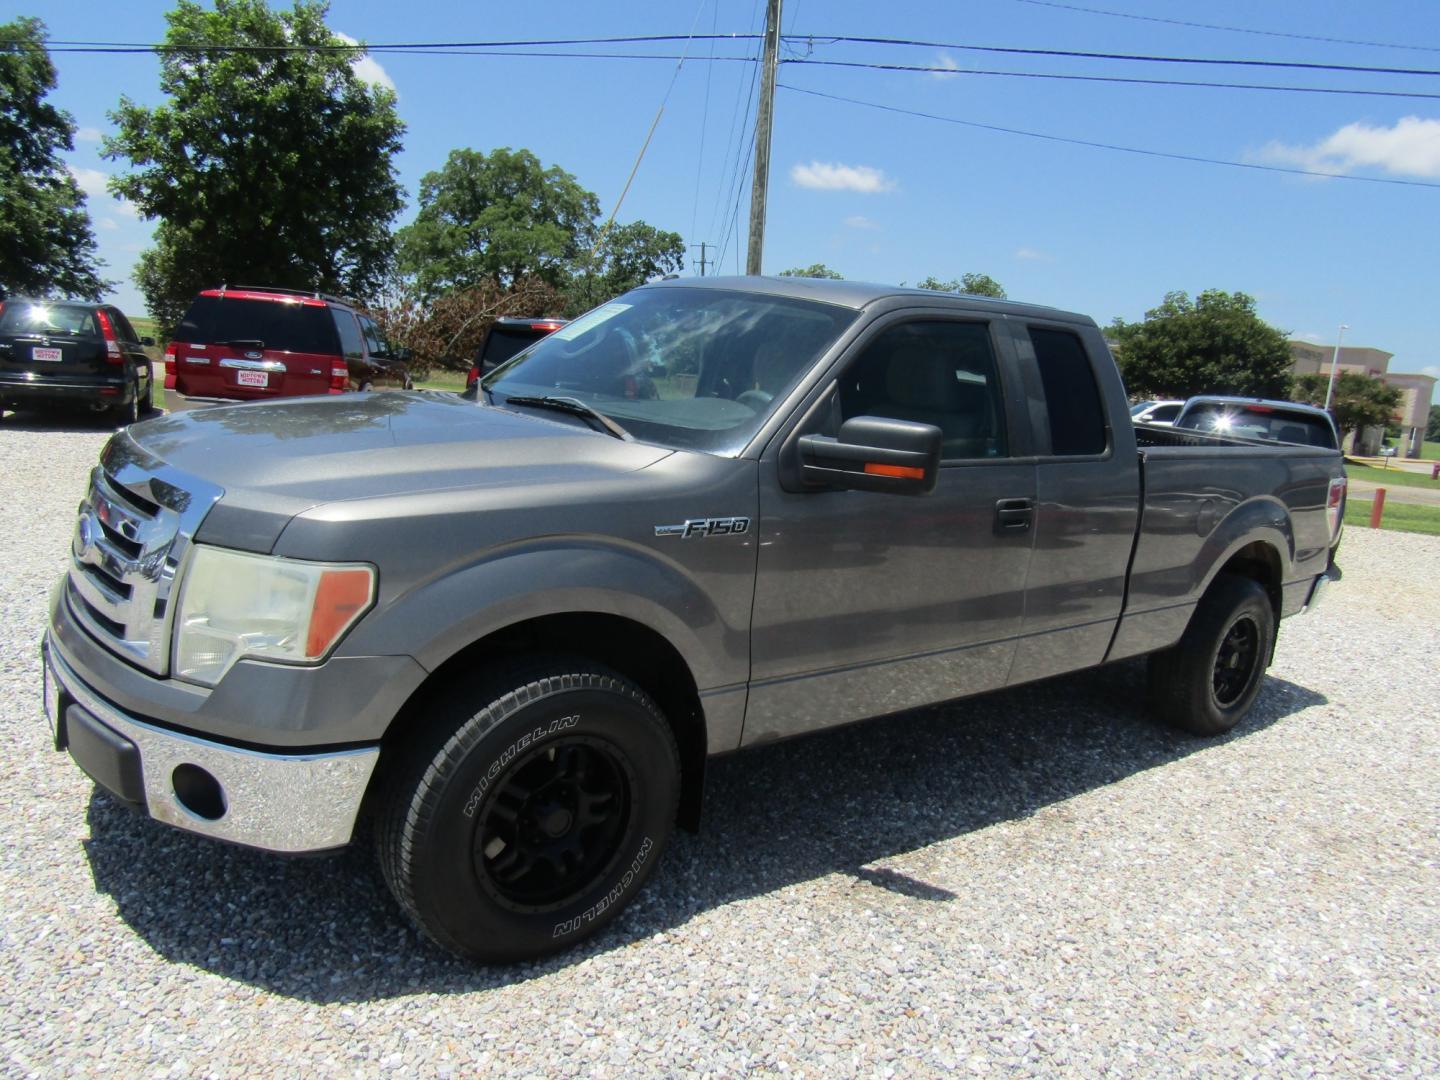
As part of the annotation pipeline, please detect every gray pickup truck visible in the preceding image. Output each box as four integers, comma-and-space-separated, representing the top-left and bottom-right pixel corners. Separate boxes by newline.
42, 277, 1345, 961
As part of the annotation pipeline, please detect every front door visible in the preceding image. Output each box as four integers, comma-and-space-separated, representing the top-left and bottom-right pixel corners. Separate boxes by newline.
744, 315, 1038, 745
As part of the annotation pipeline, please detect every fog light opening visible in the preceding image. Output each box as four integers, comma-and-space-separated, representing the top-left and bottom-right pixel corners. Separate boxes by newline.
172, 763, 226, 821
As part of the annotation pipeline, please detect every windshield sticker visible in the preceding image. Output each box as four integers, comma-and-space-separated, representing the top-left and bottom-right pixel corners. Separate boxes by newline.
550, 302, 631, 341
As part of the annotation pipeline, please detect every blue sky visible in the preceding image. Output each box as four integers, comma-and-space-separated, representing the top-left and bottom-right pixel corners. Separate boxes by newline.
21, 0, 1440, 378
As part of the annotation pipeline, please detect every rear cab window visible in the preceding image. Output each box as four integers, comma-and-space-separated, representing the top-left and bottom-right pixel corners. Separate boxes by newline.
1026, 326, 1108, 456
176, 295, 341, 355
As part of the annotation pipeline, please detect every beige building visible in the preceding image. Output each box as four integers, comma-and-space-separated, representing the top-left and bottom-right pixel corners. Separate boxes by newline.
1289, 341, 1436, 457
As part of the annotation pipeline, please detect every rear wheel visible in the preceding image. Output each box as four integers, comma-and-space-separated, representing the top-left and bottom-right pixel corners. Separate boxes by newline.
1149, 574, 1275, 736
114, 381, 141, 426
377, 658, 680, 962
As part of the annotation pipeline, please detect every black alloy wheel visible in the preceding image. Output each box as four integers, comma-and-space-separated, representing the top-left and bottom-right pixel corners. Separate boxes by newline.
475, 737, 633, 911
1211, 615, 1260, 708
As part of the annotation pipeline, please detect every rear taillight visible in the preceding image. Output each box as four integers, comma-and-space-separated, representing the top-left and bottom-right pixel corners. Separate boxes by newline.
95, 309, 123, 364
1327, 477, 1347, 542
162, 344, 177, 390
330, 364, 349, 392
467, 364, 480, 387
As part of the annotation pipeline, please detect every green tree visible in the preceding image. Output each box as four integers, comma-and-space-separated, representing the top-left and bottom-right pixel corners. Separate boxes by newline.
0, 17, 107, 299
1108, 290, 1293, 400
1292, 371, 1403, 451
565, 220, 684, 314
105, 0, 405, 331
915, 273, 1007, 298
397, 147, 600, 300
778, 263, 843, 280
1427, 404, 1440, 443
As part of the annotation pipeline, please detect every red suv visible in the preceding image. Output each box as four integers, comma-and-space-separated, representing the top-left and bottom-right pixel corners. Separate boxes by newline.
167, 286, 411, 400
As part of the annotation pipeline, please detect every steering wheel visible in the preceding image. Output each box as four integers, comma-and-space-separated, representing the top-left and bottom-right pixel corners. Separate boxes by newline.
736, 389, 773, 411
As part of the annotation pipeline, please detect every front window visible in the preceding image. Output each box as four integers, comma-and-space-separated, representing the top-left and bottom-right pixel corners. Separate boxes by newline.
481, 287, 857, 454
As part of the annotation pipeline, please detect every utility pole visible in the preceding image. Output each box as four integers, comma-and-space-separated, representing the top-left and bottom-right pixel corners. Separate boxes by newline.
745, 0, 782, 276
692, 241, 712, 277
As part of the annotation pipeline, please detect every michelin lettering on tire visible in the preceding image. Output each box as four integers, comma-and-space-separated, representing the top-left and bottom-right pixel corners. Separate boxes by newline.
552, 835, 654, 938
461, 714, 579, 818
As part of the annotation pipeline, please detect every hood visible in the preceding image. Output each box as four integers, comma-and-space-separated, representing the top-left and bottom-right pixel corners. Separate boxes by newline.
121, 392, 672, 551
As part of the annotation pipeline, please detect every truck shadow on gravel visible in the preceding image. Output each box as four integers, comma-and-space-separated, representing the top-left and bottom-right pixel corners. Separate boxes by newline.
82, 660, 1324, 1002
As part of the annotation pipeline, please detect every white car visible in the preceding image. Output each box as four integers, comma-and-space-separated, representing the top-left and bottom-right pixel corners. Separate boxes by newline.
1130, 399, 1185, 426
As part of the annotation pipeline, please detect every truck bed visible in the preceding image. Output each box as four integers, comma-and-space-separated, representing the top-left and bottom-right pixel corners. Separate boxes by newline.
1108, 424, 1341, 662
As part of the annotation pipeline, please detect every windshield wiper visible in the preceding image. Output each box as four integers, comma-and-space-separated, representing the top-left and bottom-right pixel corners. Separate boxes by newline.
503, 395, 632, 441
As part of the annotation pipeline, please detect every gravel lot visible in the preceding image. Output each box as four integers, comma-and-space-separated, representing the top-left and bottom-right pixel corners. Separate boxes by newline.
2, 411, 1436, 1077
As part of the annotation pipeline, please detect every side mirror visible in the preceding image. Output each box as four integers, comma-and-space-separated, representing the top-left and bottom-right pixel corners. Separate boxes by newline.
797, 416, 942, 495
141, 336, 156, 347
394, 346, 411, 363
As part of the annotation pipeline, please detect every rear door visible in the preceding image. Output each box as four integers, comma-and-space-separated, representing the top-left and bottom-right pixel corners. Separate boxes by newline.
0, 301, 108, 382
1002, 321, 1140, 685
332, 308, 367, 390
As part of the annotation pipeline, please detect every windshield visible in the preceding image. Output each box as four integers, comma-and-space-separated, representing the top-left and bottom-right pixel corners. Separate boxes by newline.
1177, 403, 1336, 448
481, 286, 858, 454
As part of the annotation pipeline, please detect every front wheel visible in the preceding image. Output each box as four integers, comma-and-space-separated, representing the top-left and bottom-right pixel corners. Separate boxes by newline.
377, 659, 680, 962
1148, 574, 1276, 736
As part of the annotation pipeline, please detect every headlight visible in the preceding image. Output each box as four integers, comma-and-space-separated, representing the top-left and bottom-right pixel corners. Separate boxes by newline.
172, 546, 376, 686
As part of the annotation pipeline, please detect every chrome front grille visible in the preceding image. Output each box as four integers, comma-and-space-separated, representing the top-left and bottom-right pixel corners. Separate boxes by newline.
66, 435, 223, 675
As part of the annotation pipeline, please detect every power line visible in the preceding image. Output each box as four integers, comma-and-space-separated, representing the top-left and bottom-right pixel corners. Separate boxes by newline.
803, 36, 1440, 77
998, 0, 1440, 54
708, 0, 765, 244
7, 33, 762, 54
17, 32, 1440, 76
689, 0, 720, 244
590, 0, 712, 261
786, 58, 1440, 100
778, 82, 1440, 190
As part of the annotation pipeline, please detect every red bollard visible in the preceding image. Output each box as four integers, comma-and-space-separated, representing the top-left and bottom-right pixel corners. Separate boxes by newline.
1369, 488, 1387, 529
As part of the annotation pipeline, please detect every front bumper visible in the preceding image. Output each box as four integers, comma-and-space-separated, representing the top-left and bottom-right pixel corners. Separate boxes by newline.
43, 637, 380, 853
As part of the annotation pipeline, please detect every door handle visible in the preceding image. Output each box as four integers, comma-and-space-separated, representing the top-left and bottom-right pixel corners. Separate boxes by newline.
994, 498, 1034, 534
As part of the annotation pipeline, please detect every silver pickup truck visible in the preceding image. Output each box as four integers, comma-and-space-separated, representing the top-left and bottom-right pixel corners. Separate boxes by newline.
41, 277, 1345, 961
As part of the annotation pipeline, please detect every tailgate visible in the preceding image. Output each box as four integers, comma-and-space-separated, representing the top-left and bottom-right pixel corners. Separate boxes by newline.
0, 332, 108, 378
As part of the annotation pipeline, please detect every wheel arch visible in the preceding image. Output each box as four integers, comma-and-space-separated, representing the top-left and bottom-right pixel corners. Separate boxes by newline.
377, 611, 709, 832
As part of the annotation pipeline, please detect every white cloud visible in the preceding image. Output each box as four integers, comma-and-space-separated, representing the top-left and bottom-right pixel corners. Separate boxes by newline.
1421, 365, 1440, 379
931, 52, 960, 80
67, 165, 138, 217
1014, 246, 1055, 262
76, 126, 102, 143
790, 161, 896, 193
336, 32, 397, 94
843, 214, 880, 230
1257, 116, 1440, 178
98, 217, 119, 231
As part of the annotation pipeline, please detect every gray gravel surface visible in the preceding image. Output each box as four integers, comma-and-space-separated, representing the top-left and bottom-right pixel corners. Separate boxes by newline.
2, 411, 1437, 1077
